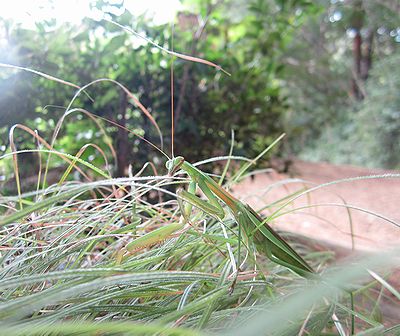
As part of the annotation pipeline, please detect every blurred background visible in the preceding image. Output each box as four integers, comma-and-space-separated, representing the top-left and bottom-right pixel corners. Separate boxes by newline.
0, 0, 399, 184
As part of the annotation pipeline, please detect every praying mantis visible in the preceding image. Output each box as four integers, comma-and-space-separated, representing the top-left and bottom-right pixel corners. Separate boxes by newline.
165, 156, 315, 278
117, 154, 314, 279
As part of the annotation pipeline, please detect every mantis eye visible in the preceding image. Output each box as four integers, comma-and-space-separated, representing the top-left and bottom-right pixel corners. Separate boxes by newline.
165, 160, 173, 171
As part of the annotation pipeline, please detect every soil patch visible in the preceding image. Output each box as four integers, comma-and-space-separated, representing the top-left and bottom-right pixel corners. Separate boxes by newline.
232, 159, 400, 252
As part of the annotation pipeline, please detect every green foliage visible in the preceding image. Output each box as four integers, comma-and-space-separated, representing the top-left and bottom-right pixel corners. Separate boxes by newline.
301, 53, 400, 169
283, 0, 400, 168
1, 13, 172, 177
1, 0, 400, 181
1, 0, 322, 180
173, 0, 319, 160
354, 54, 400, 168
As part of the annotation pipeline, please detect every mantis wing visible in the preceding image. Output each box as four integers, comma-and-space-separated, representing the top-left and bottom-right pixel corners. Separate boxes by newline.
240, 204, 314, 277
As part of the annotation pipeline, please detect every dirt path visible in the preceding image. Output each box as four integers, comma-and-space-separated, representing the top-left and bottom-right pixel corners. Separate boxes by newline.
232, 159, 400, 252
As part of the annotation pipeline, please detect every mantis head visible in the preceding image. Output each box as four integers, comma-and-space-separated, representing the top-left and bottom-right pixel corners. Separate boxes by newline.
166, 156, 185, 176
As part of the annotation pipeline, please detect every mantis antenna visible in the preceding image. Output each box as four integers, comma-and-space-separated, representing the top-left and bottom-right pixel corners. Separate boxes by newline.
170, 21, 175, 158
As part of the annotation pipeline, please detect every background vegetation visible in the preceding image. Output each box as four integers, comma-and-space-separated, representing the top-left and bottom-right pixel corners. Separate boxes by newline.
1, 0, 399, 185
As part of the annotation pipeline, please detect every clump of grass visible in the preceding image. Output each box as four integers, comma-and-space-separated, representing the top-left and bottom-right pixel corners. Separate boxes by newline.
1, 135, 400, 335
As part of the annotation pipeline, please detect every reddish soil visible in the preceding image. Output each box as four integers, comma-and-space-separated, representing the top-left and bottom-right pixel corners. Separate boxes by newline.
233, 159, 400, 323
232, 159, 400, 252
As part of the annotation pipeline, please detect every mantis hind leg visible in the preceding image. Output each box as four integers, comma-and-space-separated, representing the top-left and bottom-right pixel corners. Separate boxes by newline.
229, 211, 247, 294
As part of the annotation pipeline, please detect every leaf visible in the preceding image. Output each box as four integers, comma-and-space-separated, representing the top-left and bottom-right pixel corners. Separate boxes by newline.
104, 34, 126, 54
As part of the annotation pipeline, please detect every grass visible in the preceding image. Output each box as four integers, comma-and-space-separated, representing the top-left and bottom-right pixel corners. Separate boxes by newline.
1, 139, 399, 335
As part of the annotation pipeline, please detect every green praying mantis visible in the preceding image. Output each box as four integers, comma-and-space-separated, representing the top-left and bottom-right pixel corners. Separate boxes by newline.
117, 155, 314, 279
164, 156, 315, 278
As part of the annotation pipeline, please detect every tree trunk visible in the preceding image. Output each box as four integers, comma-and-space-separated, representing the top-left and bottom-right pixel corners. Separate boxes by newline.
361, 29, 373, 80
351, 29, 363, 99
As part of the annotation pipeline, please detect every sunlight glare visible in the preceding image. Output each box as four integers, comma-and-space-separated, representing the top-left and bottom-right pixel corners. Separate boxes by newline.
1, 0, 182, 28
